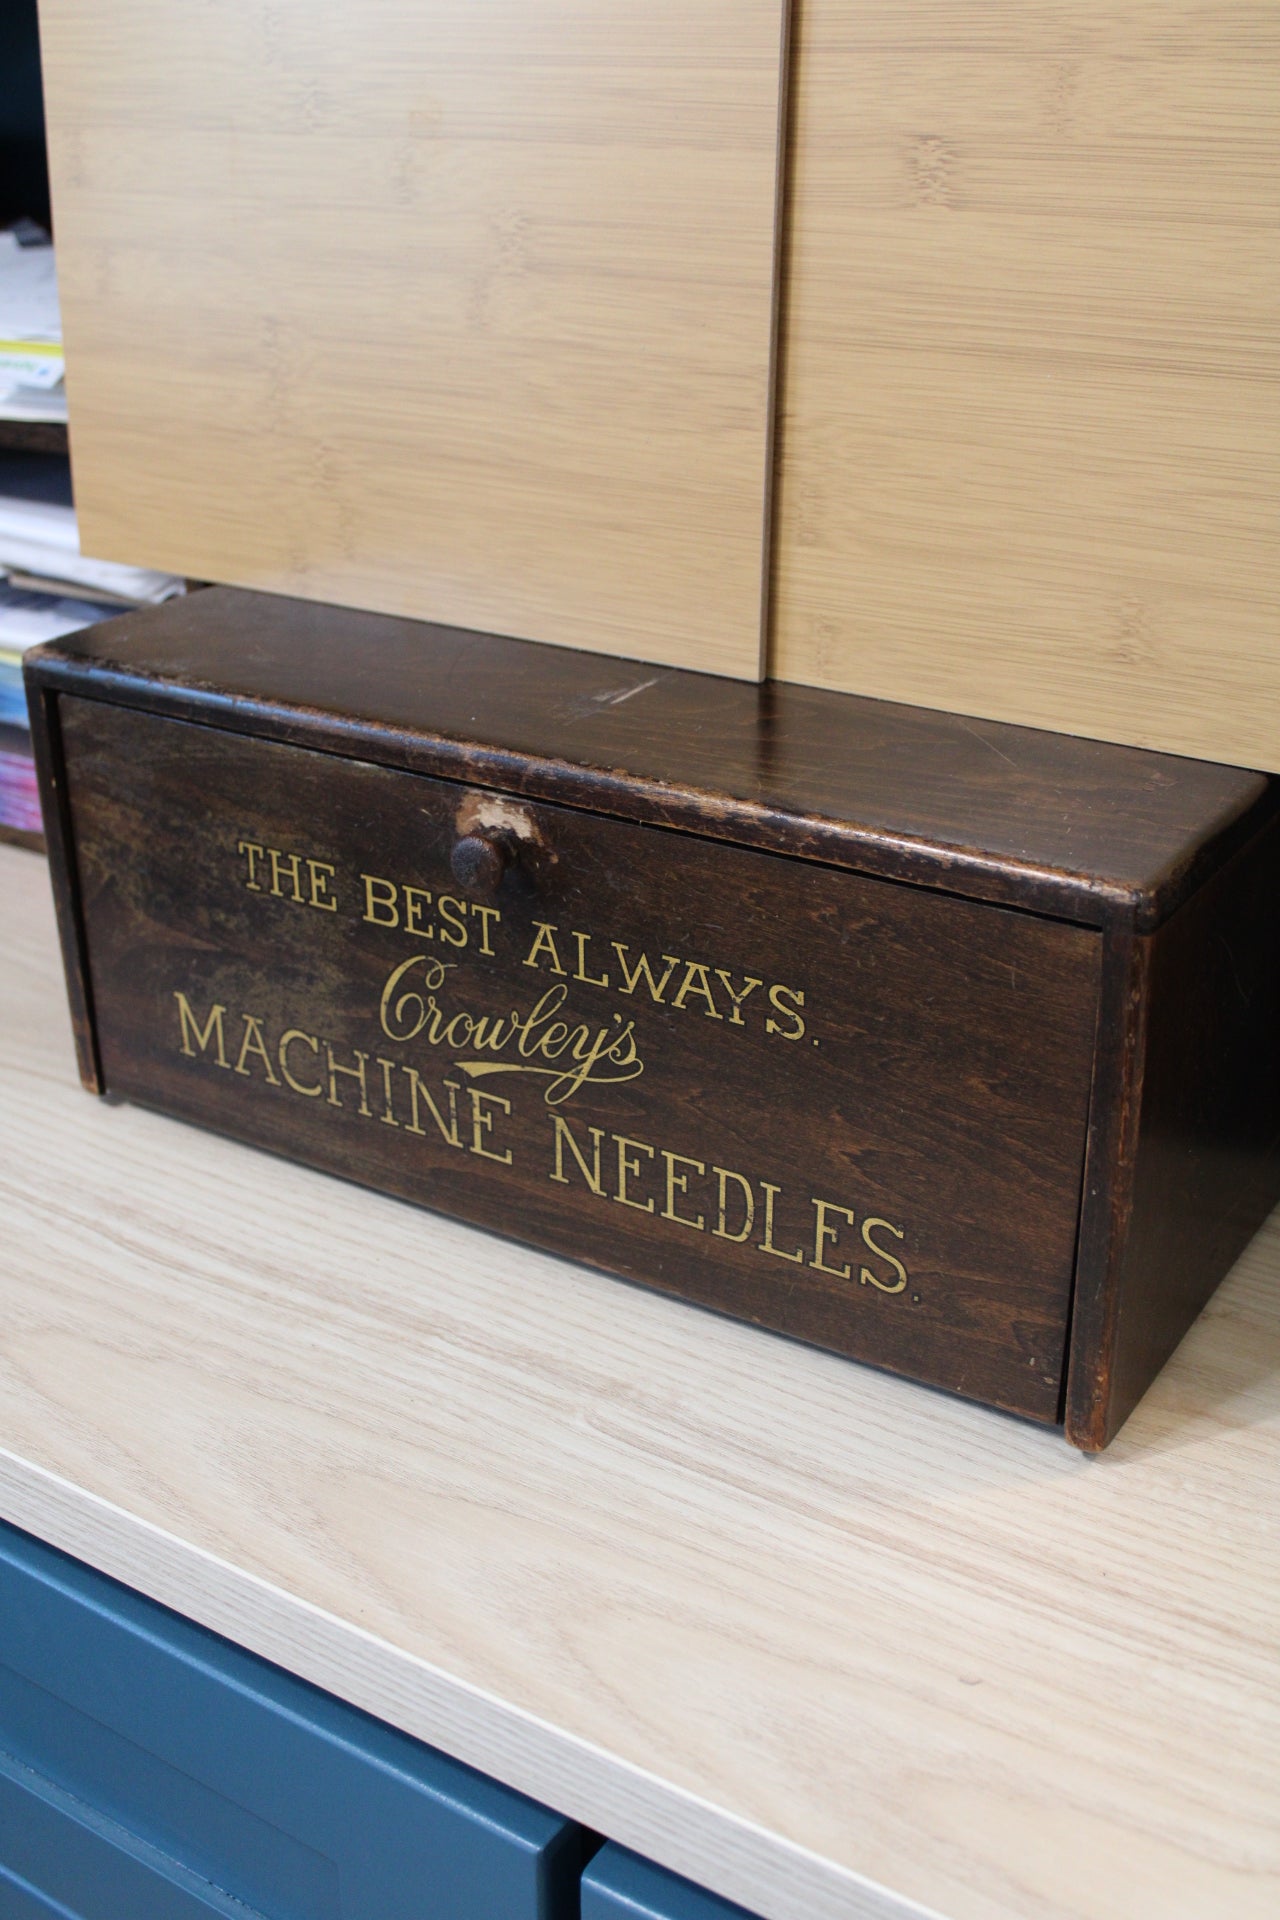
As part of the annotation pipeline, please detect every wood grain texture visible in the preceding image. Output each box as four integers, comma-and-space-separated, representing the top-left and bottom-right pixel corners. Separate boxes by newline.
772, 1, 1280, 770
1067, 808, 1280, 1446
59, 697, 1104, 1422
29, 598, 1280, 1443
2, 841, 1280, 1920
27, 587, 1273, 930
37, 0, 789, 677
0, 825, 43, 854
0, 1523, 585, 1920
25, 685, 99, 1090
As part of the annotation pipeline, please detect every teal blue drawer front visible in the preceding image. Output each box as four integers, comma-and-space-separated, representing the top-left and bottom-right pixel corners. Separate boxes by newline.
0, 1521, 585, 1919
582, 1846, 760, 1920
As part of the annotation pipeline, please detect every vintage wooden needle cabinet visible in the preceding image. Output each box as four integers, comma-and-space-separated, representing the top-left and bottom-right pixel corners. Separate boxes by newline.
25, 589, 1280, 1449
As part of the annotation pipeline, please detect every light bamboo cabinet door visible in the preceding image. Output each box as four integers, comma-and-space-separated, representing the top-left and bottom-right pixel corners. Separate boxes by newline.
39, 1, 790, 678
772, 2, 1280, 770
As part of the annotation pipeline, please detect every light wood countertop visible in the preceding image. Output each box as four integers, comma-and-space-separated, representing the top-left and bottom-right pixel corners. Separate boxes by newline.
1, 839, 1276, 1920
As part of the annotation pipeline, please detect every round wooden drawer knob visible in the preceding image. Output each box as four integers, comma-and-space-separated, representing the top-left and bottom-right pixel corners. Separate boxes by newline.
450, 831, 512, 896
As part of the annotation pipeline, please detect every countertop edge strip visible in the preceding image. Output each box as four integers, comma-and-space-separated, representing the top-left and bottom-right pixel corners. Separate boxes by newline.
0, 1448, 941, 1920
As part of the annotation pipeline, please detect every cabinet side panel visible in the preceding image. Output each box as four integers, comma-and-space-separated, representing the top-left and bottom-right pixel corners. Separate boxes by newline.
1067, 805, 1280, 1446
772, 1, 1280, 770
38, 0, 790, 678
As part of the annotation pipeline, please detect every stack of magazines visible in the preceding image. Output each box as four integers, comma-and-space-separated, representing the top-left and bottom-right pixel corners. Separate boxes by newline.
0, 224, 65, 428
0, 478, 185, 845
0, 226, 187, 846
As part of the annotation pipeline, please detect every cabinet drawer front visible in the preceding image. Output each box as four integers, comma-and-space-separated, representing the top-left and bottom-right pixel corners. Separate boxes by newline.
583, 1846, 758, 1920
0, 1523, 581, 1920
0, 1747, 259, 1919
62, 697, 1101, 1419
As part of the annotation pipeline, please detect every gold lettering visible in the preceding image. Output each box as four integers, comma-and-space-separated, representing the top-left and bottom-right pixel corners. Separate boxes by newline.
671, 961, 722, 1020
241, 843, 336, 911
538, 1020, 571, 1059
268, 847, 305, 904
765, 984, 806, 1041
400, 1066, 462, 1145
305, 860, 338, 912
714, 970, 762, 1027
237, 840, 266, 892
362, 873, 401, 929
712, 1165, 754, 1242
548, 1114, 605, 1193
661, 1150, 706, 1230
376, 1056, 399, 1126
524, 921, 566, 974
470, 903, 501, 957
810, 1198, 855, 1278
467, 1013, 512, 1053
443, 1010, 475, 1049
757, 1180, 804, 1263
468, 1086, 513, 1163
382, 962, 643, 1103
571, 930, 609, 988
860, 1217, 908, 1294
614, 1133, 656, 1212
611, 944, 680, 1002
516, 985, 566, 1055
402, 884, 433, 937
325, 1042, 371, 1115
278, 1028, 323, 1096
174, 993, 228, 1068
438, 895, 469, 948
234, 1014, 282, 1084
379, 954, 450, 1043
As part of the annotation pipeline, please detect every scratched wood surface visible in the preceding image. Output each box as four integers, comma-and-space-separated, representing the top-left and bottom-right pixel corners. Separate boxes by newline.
58, 696, 1103, 1423
29, 587, 1272, 929
37, 0, 788, 676
2, 840, 1278, 1920
772, 1, 1280, 770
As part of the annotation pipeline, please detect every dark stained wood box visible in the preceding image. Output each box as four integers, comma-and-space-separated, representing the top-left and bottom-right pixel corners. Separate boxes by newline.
25, 588, 1280, 1448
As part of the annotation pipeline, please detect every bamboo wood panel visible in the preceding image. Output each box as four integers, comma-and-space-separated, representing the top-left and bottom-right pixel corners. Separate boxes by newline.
38, 1, 789, 677
772, 2, 1280, 769
3, 839, 1280, 1920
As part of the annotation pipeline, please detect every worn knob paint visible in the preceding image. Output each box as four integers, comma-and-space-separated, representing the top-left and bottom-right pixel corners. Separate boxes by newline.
450, 831, 511, 897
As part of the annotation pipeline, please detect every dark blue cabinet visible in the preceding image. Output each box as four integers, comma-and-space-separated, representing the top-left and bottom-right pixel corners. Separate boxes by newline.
0, 1521, 585, 1919
582, 1845, 760, 1920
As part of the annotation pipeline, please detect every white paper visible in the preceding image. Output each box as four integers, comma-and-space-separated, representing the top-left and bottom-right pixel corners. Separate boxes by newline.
0, 232, 61, 343
0, 581, 115, 654
0, 496, 78, 553
0, 494, 186, 604
0, 381, 67, 424
0, 537, 185, 603
0, 233, 64, 392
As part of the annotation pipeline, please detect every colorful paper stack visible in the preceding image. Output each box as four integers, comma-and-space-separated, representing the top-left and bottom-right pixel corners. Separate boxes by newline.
0, 230, 186, 845
0, 464, 186, 847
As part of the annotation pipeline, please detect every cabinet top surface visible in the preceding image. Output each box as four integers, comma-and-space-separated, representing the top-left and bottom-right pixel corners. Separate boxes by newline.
28, 587, 1270, 928
1, 841, 1278, 1920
